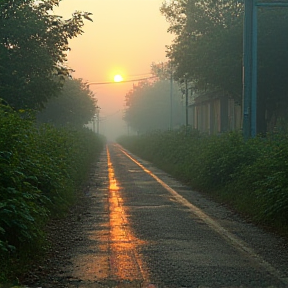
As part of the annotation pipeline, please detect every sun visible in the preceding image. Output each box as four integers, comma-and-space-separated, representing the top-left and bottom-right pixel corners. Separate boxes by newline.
114, 74, 123, 82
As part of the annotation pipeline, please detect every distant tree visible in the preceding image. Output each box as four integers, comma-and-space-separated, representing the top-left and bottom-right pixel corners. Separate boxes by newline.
124, 80, 184, 133
150, 62, 172, 80
37, 78, 96, 128
0, 0, 92, 110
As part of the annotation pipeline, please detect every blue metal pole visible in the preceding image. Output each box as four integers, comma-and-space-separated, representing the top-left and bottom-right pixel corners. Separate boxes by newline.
243, 0, 253, 139
251, 0, 257, 137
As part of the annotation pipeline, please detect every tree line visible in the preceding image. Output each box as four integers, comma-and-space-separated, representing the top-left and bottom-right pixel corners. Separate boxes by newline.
124, 79, 185, 133
161, 0, 288, 134
124, 0, 288, 135
0, 0, 103, 283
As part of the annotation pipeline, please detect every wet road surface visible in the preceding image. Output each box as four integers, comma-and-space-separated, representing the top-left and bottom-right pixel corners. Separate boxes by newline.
64, 143, 288, 288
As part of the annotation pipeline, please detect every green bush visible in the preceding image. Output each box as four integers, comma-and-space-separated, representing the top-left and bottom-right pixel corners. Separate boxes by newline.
228, 134, 288, 225
0, 104, 104, 281
118, 129, 288, 233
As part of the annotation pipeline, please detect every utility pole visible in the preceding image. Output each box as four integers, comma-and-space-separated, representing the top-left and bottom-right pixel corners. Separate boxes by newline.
170, 63, 173, 130
97, 115, 100, 134
185, 78, 188, 128
96, 106, 101, 134
92, 115, 96, 133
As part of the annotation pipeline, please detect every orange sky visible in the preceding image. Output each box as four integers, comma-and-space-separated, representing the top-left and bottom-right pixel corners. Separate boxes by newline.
54, 0, 173, 140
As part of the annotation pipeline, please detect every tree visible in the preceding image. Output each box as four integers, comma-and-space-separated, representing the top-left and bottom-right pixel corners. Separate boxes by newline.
37, 78, 96, 128
0, 0, 92, 110
257, 9, 288, 133
161, 0, 243, 93
161, 0, 288, 133
124, 80, 184, 133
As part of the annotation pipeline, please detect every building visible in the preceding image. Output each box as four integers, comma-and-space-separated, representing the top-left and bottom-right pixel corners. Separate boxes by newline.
189, 90, 242, 134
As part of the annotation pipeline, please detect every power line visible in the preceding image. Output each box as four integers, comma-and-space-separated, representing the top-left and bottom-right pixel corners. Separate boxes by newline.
87, 76, 157, 86
101, 109, 123, 121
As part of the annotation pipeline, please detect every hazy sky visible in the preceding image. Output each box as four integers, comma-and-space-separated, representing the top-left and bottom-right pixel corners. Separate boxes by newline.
54, 0, 173, 140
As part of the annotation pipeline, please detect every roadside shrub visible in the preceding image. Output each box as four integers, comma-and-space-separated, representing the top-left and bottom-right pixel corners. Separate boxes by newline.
229, 134, 288, 225
0, 104, 104, 281
118, 130, 254, 190
118, 129, 288, 233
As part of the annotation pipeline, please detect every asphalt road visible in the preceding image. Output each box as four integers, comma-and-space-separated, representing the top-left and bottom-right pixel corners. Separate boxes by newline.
60, 143, 288, 288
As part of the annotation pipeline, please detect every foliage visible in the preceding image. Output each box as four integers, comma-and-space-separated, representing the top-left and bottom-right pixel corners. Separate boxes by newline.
37, 78, 96, 128
226, 134, 288, 224
257, 9, 288, 132
161, 0, 288, 132
0, 0, 93, 110
118, 129, 288, 233
161, 0, 243, 91
0, 104, 104, 282
150, 61, 173, 81
124, 80, 184, 133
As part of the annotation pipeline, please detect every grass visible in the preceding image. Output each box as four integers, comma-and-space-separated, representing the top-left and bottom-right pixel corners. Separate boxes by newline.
117, 129, 288, 238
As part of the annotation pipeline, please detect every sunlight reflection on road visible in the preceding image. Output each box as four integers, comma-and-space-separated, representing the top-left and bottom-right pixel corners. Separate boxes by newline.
107, 146, 149, 282
70, 147, 153, 287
